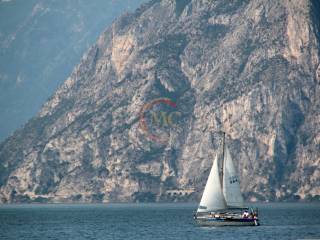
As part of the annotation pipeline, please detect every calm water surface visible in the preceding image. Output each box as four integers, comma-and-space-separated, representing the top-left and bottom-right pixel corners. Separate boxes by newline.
0, 203, 319, 240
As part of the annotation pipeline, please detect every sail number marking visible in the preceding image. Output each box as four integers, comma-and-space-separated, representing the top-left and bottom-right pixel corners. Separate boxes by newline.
229, 176, 239, 184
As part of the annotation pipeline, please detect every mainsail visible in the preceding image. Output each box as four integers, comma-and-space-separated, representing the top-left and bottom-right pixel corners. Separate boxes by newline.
222, 146, 244, 208
197, 155, 226, 213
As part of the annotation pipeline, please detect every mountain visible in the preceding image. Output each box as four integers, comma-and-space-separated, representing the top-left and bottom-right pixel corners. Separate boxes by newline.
0, 0, 319, 203
0, 0, 147, 141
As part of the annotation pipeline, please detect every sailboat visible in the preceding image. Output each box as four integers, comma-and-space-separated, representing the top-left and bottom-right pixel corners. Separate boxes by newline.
194, 132, 259, 226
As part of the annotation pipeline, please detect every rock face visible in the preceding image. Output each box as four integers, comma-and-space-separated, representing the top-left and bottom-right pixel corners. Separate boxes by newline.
0, 0, 319, 203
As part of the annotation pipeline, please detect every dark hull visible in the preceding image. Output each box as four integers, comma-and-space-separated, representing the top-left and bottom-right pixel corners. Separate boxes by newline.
195, 208, 260, 227
195, 217, 259, 226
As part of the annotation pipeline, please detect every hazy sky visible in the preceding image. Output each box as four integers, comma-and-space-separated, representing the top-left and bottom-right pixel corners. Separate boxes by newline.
0, 0, 147, 142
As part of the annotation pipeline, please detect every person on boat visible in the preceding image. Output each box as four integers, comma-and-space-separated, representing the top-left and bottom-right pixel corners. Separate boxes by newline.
242, 210, 249, 218
249, 208, 258, 219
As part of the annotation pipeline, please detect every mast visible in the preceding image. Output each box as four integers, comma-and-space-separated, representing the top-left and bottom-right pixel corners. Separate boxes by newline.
221, 131, 225, 189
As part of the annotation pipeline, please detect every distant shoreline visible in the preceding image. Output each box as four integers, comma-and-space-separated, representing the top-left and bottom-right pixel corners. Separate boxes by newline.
0, 199, 319, 205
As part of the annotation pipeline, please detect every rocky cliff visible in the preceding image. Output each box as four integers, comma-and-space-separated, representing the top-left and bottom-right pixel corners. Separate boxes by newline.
0, 0, 319, 203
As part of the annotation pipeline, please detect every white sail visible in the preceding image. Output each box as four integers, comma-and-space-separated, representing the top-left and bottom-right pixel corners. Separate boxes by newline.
222, 146, 244, 208
197, 155, 226, 213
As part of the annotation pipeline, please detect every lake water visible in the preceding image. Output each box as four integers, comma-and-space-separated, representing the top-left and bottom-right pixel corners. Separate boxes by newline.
0, 203, 319, 240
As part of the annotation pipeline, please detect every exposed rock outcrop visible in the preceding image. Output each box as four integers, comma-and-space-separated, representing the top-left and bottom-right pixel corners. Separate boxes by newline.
0, 0, 319, 203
